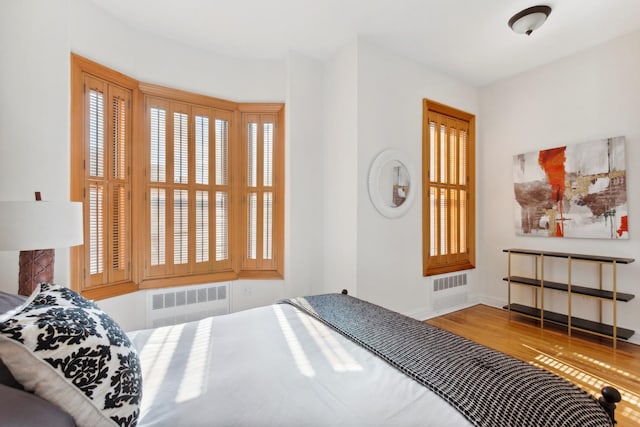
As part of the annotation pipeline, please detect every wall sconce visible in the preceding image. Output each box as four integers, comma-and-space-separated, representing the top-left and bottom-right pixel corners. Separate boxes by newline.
508, 5, 552, 36
0, 194, 83, 296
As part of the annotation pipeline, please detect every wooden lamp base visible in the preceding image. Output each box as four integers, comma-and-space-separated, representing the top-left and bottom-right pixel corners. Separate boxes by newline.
18, 249, 54, 296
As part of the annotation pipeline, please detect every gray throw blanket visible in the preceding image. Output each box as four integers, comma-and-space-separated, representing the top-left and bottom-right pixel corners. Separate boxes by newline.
280, 294, 612, 427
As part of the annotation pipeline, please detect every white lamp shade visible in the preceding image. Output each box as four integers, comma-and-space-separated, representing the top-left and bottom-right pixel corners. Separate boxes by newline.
0, 201, 84, 251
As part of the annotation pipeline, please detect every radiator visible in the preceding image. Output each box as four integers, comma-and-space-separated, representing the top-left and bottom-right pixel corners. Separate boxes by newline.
146, 282, 230, 328
432, 273, 468, 311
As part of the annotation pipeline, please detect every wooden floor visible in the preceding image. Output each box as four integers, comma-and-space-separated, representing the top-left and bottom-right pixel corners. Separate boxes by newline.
426, 304, 640, 427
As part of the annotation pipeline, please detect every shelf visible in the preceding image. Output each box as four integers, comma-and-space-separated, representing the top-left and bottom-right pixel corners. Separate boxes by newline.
502, 276, 635, 302
503, 248, 635, 347
502, 248, 635, 264
503, 303, 635, 340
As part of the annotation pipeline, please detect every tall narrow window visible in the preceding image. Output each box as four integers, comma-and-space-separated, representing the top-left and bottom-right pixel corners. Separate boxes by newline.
82, 76, 132, 288
241, 109, 283, 275
423, 99, 475, 276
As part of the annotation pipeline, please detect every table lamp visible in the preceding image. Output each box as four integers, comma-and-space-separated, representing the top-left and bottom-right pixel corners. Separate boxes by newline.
0, 194, 83, 296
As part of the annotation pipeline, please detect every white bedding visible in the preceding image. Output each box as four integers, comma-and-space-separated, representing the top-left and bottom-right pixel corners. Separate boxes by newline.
128, 303, 471, 427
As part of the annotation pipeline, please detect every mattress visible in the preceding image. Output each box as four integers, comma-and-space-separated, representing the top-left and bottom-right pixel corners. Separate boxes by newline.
129, 302, 472, 427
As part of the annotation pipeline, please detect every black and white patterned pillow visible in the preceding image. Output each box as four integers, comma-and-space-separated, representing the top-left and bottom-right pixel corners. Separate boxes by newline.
0, 283, 142, 427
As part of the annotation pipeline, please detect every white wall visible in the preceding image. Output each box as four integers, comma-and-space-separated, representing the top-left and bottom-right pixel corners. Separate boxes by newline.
69, 0, 284, 102
285, 52, 326, 297
320, 38, 480, 317
229, 51, 328, 314
478, 30, 640, 344
0, 0, 319, 331
0, 0, 72, 289
355, 39, 479, 316
323, 40, 360, 295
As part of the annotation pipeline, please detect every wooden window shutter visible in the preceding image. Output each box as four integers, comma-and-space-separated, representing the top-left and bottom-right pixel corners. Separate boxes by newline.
83, 74, 132, 288
423, 99, 475, 276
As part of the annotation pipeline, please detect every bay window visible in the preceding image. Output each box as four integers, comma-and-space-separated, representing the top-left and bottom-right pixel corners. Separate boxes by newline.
71, 54, 284, 299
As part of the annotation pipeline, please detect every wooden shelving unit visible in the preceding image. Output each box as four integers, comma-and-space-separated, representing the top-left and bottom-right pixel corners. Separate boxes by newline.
503, 248, 635, 347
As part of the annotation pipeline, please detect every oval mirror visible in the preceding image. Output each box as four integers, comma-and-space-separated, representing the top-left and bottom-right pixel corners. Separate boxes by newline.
368, 149, 416, 218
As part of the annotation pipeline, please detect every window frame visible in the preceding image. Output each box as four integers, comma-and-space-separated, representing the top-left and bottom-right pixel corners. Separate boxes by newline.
422, 99, 476, 276
71, 54, 285, 299
139, 86, 239, 289
239, 104, 285, 279
71, 55, 139, 300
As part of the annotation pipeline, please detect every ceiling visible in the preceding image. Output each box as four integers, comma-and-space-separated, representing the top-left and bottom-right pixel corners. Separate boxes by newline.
89, 0, 640, 87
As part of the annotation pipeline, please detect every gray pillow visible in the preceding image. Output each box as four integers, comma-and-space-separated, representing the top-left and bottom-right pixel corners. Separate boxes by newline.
0, 359, 21, 389
0, 383, 76, 427
0, 291, 27, 389
0, 291, 26, 314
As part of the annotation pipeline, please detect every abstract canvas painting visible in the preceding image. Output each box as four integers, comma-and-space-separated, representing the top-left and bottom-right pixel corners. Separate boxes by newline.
513, 136, 628, 239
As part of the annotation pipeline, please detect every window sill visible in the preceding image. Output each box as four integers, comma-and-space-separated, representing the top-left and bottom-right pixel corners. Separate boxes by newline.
80, 282, 139, 301
424, 261, 475, 277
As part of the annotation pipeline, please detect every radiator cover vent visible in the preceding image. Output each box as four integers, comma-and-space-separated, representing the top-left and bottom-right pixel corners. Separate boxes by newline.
433, 273, 467, 292
432, 273, 468, 311
147, 282, 230, 328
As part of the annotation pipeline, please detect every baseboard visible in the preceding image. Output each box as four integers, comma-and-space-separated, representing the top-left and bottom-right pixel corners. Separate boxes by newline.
403, 296, 481, 322
476, 295, 505, 310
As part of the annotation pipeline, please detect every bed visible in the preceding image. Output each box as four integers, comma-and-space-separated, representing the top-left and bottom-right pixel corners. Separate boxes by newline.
0, 285, 620, 427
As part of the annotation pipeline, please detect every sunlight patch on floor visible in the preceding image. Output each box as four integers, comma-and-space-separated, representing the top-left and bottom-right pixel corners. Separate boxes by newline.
573, 351, 640, 382
619, 406, 640, 426
531, 354, 605, 392
524, 344, 640, 426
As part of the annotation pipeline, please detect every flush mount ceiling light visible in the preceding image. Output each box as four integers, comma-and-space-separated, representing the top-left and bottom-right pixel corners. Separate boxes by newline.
508, 5, 552, 36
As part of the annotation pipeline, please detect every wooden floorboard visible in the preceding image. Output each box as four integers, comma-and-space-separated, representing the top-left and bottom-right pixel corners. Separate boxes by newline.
425, 304, 640, 427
